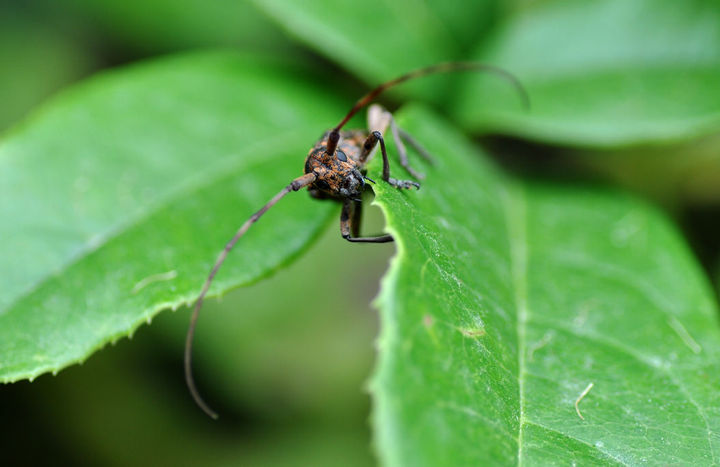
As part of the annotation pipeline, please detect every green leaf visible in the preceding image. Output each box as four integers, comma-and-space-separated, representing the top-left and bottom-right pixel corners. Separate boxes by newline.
370, 105, 720, 464
454, 0, 720, 147
0, 14, 95, 130
254, 0, 501, 103
573, 134, 720, 205
0, 51, 348, 382
66, 0, 289, 52
157, 216, 392, 416
32, 301, 376, 466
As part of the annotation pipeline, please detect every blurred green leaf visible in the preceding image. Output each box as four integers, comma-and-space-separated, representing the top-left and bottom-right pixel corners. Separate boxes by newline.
31, 313, 375, 467
574, 134, 720, 205
370, 105, 720, 464
0, 51, 348, 382
0, 15, 94, 130
66, 0, 289, 52
454, 0, 720, 147
157, 214, 391, 418
6, 206, 390, 467
254, 0, 501, 104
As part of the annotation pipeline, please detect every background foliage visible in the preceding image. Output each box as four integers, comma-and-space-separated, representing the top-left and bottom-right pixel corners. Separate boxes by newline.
1, 0, 719, 465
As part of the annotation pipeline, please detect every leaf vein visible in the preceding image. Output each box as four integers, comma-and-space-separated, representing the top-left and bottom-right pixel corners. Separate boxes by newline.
505, 183, 528, 465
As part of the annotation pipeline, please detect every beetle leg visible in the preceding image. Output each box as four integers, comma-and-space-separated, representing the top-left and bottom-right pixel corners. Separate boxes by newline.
358, 131, 420, 190
340, 199, 393, 243
397, 127, 435, 164
351, 198, 362, 238
367, 104, 432, 179
390, 117, 426, 180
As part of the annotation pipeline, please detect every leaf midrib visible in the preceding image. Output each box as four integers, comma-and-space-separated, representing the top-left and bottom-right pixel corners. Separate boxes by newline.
505, 182, 528, 466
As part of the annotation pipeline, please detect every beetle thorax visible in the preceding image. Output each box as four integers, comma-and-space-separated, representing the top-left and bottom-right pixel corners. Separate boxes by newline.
304, 134, 365, 200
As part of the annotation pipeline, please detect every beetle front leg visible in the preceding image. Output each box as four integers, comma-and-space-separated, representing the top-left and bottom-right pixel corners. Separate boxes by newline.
360, 131, 420, 190
340, 199, 393, 243
351, 198, 362, 238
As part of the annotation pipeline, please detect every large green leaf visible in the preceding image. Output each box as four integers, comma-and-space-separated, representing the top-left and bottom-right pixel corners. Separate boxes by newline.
454, 0, 720, 147
370, 105, 720, 464
254, 0, 501, 104
25, 225, 387, 465
0, 51, 347, 381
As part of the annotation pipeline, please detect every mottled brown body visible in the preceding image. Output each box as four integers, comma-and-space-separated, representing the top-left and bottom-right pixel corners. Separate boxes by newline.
304, 130, 369, 200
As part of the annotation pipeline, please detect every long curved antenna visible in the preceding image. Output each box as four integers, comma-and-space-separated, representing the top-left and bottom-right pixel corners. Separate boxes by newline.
325, 62, 530, 155
185, 172, 317, 419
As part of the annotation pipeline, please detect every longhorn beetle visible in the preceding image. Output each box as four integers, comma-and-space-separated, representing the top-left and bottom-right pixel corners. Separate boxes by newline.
185, 62, 529, 419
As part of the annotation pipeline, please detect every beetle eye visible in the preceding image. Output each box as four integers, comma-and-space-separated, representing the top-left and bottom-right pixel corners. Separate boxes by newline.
336, 150, 347, 162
